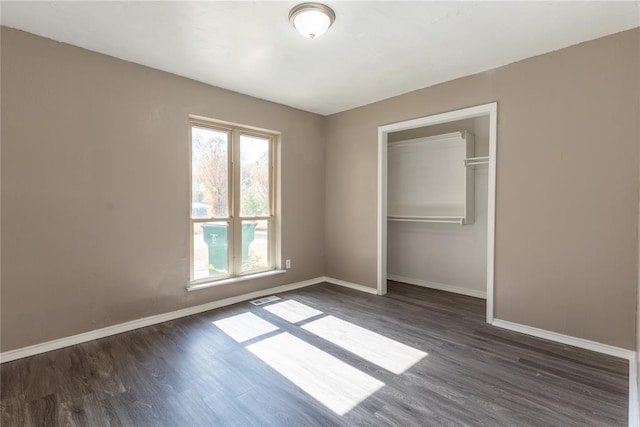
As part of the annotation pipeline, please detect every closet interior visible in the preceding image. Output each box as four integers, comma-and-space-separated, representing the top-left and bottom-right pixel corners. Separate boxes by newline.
386, 116, 490, 299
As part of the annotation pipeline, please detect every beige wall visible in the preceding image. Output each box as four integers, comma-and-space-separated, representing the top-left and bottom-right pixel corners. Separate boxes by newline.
0, 28, 326, 352
325, 28, 639, 349
2, 26, 639, 353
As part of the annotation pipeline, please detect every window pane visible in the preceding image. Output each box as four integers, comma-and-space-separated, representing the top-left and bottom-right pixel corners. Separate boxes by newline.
193, 222, 229, 280
240, 135, 270, 217
242, 220, 269, 272
192, 127, 228, 218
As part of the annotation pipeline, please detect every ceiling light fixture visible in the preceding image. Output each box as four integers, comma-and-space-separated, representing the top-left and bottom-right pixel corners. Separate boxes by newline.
289, 3, 335, 39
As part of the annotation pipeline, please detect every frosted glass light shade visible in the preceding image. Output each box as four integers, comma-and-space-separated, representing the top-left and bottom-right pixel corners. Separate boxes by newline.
289, 3, 335, 39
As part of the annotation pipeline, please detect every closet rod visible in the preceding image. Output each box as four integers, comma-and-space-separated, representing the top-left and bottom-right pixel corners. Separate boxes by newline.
388, 217, 463, 224
464, 156, 489, 166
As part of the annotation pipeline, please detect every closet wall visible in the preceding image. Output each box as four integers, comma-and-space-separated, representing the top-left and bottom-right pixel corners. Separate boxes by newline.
387, 116, 489, 298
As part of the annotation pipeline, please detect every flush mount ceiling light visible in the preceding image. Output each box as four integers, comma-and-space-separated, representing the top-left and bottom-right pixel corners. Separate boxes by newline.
289, 3, 336, 39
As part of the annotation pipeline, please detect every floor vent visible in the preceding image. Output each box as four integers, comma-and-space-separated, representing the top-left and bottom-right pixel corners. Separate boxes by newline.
250, 295, 281, 306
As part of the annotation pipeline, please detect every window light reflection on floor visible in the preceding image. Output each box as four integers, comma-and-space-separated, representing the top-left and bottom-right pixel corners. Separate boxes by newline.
263, 299, 323, 323
302, 315, 428, 374
212, 312, 279, 343
247, 332, 384, 415
211, 302, 425, 416
262, 299, 428, 375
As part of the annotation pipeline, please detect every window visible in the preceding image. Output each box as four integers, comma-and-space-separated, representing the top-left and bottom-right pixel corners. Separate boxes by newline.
190, 118, 277, 284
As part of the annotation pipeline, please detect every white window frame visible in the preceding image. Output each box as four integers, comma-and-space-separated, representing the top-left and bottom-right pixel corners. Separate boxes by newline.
188, 116, 279, 287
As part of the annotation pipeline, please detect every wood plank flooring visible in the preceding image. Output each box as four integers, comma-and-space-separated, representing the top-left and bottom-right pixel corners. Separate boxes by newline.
1, 281, 629, 426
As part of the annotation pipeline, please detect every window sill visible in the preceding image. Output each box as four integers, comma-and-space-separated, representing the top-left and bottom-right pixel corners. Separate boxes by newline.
186, 269, 287, 292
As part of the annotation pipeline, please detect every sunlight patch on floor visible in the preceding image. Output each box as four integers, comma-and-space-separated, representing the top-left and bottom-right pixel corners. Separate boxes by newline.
302, 315, 427, 374
212, 312, 279, 343
247, 332, 384, 415
263, 299, 323, 323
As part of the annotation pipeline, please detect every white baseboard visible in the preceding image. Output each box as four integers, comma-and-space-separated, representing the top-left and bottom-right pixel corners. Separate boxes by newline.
322, 276, 379, 295
388, 274, 486, 299
492, 319, 637, 427
491, 318, 635, 360
0, 276, 325, 364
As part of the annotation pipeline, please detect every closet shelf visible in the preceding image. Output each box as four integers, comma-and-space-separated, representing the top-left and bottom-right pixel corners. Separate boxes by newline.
464, 156, 489, 167
388, 215, 465, 225
389, 131, 475, 226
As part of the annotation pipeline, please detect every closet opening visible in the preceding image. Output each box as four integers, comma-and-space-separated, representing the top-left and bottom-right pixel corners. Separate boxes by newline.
377, 103, 497, 323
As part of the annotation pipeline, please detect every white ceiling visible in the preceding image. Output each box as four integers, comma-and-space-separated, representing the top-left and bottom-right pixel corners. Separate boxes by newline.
1, 1, 638, 115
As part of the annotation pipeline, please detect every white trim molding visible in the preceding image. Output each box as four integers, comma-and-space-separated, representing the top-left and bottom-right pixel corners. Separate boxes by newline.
377, 124, 388, 296
492, 318, 638, 427
377, 102, 498, 323
485, 103, 497, 323
0, 277, 325, 364
492, 318, 635, 359
187, 269, 287, 291
322, 276, 379, 295
388, 274, 486, 299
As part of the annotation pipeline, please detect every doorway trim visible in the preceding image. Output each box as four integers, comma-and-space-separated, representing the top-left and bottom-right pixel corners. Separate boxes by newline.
377, 102, 497, 323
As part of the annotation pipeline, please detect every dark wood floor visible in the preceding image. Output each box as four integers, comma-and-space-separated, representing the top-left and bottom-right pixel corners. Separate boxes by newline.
1, 281, 629, 426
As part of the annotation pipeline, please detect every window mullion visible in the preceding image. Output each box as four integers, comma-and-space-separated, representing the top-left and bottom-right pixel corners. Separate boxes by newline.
269, 136, 276, 268
231, 129, 242, 275
191, 217, 231, 223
